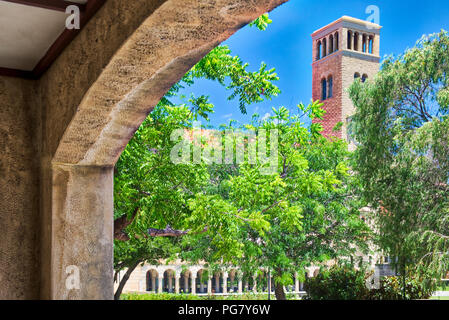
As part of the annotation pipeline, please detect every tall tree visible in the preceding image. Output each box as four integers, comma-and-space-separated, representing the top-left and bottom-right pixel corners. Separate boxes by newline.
349, 31, 449, 283
113, 15, 280, 299
183, 101, 371, 300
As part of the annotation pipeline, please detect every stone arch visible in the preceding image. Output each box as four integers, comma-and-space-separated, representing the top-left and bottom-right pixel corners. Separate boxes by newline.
48, 0, 287, 300
146, 269, 159, 292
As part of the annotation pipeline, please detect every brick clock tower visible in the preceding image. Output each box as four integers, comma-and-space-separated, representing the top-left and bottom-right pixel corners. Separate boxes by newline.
312, 16, 382, 143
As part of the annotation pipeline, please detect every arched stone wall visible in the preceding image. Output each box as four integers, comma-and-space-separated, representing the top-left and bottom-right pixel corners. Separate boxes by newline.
46, 0, 287, 300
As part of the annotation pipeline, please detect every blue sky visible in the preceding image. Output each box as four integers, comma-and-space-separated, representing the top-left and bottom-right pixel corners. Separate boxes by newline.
173, 0, 449, 128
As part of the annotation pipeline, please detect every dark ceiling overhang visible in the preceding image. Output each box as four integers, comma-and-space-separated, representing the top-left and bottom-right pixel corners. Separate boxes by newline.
0, 0, 106, 79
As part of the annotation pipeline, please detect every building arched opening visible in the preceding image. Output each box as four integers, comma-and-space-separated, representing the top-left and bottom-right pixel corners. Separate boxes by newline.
353, 32, 359, 51
362, 74, 368, 83
347, 30, 352, 49
322, 38, 327, 57
368, 36, 374, 54
146, 269, 159, 292
321, 78, 327, 100
316, 40, 322, 60
163, 269, 176, 293
180, 270, 192, 294
329, 34, 334, 54
196, 269, 209, 294
335, 31, 339, 51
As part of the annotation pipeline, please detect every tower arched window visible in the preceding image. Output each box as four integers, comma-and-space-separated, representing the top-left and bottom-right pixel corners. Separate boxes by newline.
354, 72, 361, 79
335, 32, 339, 51
329, 35, 334, 54
368, 36, 374, 54
328, 75, 333, 98
322, 38, 327, 57
347, 31, 352, 49
362, 74, 368, 82
316, 40, 322, 60
321, 78, 327, 100
362, 34, 367, 52
354, 32, 359, 51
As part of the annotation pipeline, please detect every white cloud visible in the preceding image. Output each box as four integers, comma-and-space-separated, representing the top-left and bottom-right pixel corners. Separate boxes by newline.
262, 113, 271, 121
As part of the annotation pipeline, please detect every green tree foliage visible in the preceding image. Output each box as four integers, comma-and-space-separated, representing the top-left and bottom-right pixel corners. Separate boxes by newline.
349, 31, 449, 283
183, 101, 371, 300
113, 15, 280, 298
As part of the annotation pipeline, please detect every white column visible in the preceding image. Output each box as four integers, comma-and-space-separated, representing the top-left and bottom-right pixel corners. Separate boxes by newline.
223, 272, 228, 294
207, 276, 212, 295
238, 278, 242, 294
175, 275, 180, 294
158, 275, 163, 293
253, 276, 257, 293
295, 273, 299, 292
191, 276, 196, 295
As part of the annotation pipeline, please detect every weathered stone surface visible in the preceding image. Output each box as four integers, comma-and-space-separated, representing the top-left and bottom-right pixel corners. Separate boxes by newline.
0, 0, 288, 299
51, 164, 113, 300
53, 0, 288, 166
0, 76, 40, 299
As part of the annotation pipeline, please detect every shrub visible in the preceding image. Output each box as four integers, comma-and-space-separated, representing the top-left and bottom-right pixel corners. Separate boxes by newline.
369, 275, 433, 300
303, 266, 371, 300
303, 265, 433, 300
120, 293, 200, 300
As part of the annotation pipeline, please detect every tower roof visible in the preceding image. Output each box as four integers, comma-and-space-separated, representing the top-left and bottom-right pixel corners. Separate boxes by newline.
312, 16, 382, 38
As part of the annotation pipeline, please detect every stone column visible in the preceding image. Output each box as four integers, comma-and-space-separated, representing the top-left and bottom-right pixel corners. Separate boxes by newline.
158, 275, 163, 293
207, 276, 212, 295
175, 275, 180, 294
342, 28, 348, 50
253, 276, 257, 293
373, 35, 380, 56
238, 278, 243, 294
51, 164, 113, 300
191, 276, 196, 295
223, 272, 228, 294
